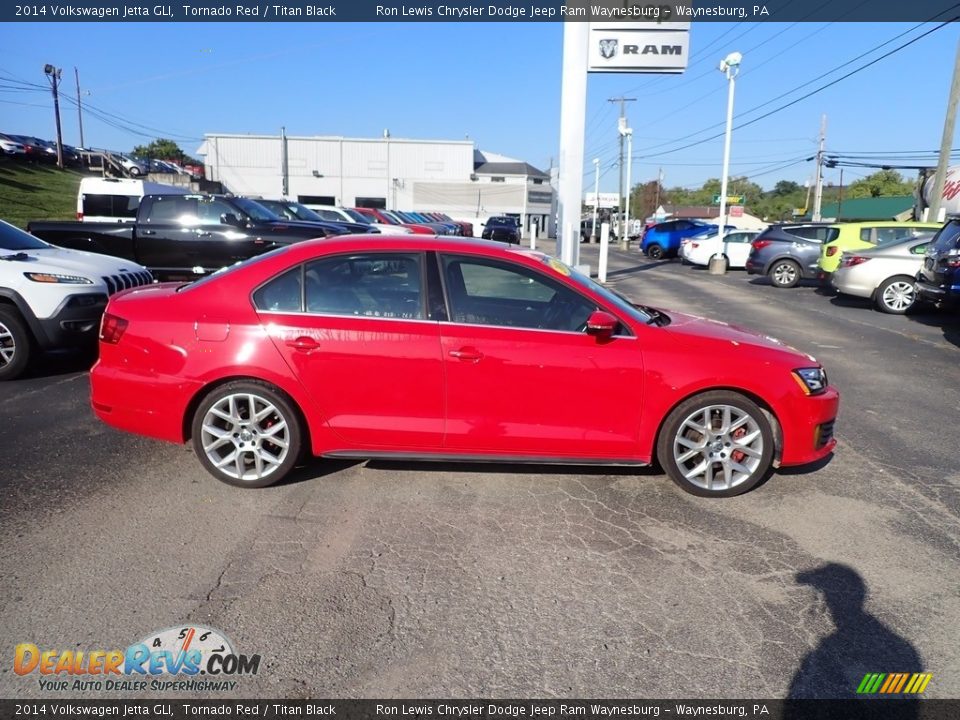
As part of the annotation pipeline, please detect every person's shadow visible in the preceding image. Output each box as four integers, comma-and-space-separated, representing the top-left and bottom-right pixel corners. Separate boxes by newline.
785, 564, 923, 717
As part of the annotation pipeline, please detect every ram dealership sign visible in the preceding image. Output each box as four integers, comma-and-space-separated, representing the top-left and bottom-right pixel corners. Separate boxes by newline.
588, 21, 691, 74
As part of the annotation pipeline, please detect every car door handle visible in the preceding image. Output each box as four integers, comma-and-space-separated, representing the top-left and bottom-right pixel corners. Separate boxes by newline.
448, 347, 483, 362
285, 336, 320, 352
197, 231, 213, 237
140, 229, 156, 236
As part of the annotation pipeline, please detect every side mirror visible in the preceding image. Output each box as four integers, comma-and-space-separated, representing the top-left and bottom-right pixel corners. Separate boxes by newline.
221, 213, 242, 227
585, 310, 618, 340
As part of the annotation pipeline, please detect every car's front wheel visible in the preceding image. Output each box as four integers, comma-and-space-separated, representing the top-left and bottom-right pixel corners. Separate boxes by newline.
875, 275, 916, 314
657, 391, 775, 497
0, 306, 33, 381
770, 259, 801, 288
647, 244, 664, 260
191, 380, 303, 488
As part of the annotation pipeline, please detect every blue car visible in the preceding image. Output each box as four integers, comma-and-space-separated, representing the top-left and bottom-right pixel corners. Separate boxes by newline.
641, 220, 729, 259
915, 218, 959, 309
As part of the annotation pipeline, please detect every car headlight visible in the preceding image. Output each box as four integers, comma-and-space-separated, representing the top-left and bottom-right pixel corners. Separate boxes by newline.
24, 272, 93, 284
793, 367, 828, 395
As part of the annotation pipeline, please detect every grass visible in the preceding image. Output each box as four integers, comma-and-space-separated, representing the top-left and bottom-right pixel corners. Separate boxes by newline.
0, 158, 85, 229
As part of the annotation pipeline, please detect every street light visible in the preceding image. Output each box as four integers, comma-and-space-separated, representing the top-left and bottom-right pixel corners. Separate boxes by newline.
590, 158, 600, 243
714, 51, 742, 271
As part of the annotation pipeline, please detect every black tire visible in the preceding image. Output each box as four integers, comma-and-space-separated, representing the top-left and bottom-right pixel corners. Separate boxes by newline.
647, 244, 664, 260
874, 275, 917, 315
191, 380, 303, 488
769, 259, 801, 288
656, 390, 775, 498
0, 306, 33, 381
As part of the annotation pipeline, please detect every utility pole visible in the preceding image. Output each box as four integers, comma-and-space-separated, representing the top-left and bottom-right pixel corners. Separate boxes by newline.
928, 37, 960, 223
280, 126, 288, 197
654, 167, 663, 211
74, 67, 85, 148
812, 114, 827, 221
608, 96, 636, 240
43, 64, 64, 169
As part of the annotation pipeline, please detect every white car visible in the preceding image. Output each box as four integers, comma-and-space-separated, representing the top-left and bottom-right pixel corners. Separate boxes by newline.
0, 133, 26, 157
681, 229, 759, 268
0, 219, 153, 380
307, 204, 411, 234
831, 234, 933, 314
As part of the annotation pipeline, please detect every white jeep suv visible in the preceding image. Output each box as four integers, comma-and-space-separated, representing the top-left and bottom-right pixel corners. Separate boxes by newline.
0, 219, 153, 380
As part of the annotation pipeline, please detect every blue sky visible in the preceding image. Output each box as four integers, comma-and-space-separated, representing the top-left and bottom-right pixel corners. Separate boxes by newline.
1, 21, 958, 193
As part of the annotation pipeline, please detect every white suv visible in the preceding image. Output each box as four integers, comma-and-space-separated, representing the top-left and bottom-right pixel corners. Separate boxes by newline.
0, 219, 153, 380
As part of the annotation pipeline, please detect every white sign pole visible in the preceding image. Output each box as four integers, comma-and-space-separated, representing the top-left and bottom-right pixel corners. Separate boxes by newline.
558, 22, 588, 269
599, 222, 610, 284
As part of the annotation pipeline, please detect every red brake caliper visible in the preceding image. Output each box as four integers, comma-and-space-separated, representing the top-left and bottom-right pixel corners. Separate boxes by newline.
731, 427, 747, 463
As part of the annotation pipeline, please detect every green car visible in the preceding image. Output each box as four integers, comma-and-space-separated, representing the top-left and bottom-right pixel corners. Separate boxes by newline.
818, 221, 941, 276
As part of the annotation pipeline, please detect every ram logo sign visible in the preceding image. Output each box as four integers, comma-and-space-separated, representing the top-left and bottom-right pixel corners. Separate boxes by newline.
588, 23, 691, 74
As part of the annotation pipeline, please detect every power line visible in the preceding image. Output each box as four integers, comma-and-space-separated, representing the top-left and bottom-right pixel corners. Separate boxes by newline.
634, 16, 958, 161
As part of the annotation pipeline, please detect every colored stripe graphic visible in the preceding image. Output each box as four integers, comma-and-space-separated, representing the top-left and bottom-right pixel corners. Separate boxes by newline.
857, 672, 931, 694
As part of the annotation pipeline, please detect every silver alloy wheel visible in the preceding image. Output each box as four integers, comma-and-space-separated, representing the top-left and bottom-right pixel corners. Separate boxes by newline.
0, 321, 14, 367
200, 392, 290, 483
880, 280, 915, 312
773, 262, 798, 286
671, 404, 764, 492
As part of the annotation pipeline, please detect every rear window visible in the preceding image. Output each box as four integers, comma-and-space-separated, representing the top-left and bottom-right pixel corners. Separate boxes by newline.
82, 194, 139, 219
785, 226, 839, 242
930, 221, 960, 253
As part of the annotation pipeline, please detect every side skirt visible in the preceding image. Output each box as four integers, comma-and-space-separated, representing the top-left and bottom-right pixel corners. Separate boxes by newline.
322, 450, 649, 467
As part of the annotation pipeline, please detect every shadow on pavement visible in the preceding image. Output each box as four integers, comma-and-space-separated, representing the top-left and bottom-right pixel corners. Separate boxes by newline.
905, 309, 960, 350
363, 459, 654, 478
785, 563, 923, 711
605, 260, 675, 278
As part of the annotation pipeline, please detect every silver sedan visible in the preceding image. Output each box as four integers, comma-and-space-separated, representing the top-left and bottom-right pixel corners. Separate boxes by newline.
831, 234, 933, 314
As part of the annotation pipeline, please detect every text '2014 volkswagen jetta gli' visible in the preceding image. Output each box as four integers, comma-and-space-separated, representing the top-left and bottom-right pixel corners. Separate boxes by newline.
91, 236, 838, 497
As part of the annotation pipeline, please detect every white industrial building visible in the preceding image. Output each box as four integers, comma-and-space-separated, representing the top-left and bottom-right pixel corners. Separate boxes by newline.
197, 132, 554, 237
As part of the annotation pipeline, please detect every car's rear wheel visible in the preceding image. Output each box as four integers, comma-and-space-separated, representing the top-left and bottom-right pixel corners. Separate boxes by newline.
191, 380, 303, 488
657, 391, 775, 497
0, 306, 32, 381
875, 275, 916, 314
770, 259, 801, 288
647, 244, 664, 260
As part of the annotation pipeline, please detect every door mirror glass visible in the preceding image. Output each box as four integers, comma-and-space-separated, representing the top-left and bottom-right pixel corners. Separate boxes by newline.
586, 310, 617, 339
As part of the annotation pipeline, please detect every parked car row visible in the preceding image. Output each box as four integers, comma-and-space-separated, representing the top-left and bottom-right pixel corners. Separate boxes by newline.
646, 217, 954, 316
0, 132, 83, 165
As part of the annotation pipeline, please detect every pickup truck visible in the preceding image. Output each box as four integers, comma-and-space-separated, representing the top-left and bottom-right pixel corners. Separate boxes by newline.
28, 194, 343, 280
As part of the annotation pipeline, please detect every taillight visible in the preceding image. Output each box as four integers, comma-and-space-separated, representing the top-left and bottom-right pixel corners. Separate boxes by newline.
826, 246, 838, 257
99, 313, 128, 344
751, 239, 772, 250
76, 211, 83, 220
690, 242, 699, 248
842, 255, 870, 267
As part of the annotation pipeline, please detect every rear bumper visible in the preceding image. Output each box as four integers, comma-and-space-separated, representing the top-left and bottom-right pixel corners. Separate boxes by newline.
779, 387, 840, 467
914, 278, 957, 305
34, 293, 109, 350
90, 361, 198, 444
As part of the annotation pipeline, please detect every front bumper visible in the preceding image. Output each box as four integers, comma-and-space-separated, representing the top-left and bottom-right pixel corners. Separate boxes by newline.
779, 386, 840, 467
33, 293, 109, 350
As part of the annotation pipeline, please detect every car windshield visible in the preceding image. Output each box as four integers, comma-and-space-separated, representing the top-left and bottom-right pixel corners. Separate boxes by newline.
233, 198, 282, 221
929, 220, 960, 253
286, 204, 325, 222
344, 209, 372, 224
0, 220, 51, 251
540, 255, 654, 325
690, 228, 717, 239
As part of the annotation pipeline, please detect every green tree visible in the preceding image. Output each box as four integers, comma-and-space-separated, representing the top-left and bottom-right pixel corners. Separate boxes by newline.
773, 180, 801, 196
131, 138, 196, 164
845, 169, 913, 199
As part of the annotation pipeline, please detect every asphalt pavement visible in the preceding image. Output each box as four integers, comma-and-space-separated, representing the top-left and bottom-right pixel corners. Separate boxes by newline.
1, 243, 958, 700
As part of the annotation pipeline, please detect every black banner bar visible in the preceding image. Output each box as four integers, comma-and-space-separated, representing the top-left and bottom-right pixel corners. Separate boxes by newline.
1, 699, 958, 720
2, 0, 960, 23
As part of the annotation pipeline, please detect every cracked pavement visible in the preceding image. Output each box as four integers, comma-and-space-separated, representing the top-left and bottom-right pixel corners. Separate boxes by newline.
1, 244, 958, 699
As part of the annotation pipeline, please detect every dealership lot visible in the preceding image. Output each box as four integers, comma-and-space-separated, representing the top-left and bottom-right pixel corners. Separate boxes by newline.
1, 244, 958, 698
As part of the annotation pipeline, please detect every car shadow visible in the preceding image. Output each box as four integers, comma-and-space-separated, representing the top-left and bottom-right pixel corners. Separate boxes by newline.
904, 310, 960, 349
776, 452, 835, 476
827, 294, 871, 310
275, 458, 362, 487
363, 459, 653, 478
748, 276, 821, 289
20, 348, 98, 380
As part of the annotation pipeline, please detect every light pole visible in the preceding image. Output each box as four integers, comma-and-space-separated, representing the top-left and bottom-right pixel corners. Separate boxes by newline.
43, 64, 64, 169
590, 158, 600, 243
713, 51, 741, 272
624, 128, 633, 250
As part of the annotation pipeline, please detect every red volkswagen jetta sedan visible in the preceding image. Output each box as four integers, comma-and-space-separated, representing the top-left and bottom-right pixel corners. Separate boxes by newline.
91, 236, 838, 497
